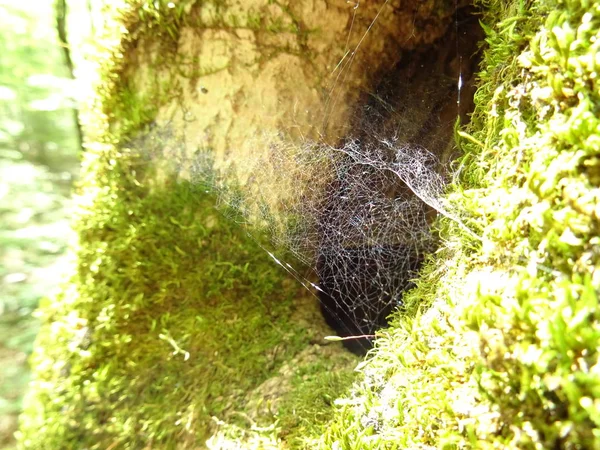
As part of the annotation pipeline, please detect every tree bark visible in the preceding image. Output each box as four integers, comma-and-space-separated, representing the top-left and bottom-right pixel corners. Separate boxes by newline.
18, 1, 471, 447
55, 0, 84, 151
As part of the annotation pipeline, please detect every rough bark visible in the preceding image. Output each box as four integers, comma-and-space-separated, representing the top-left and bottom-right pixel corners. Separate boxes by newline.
122, 0, 458, 182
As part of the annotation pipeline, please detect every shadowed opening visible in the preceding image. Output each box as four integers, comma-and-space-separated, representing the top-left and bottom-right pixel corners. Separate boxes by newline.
316, 6, 484, 354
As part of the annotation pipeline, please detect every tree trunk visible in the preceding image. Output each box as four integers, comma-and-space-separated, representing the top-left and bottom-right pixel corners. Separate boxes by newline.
55, 0, 84, 150
22, 0, 600, 448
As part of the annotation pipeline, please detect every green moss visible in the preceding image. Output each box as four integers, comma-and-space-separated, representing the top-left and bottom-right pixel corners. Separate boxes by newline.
16, 1, 350, 447
275, 351, 358, 448
19, 0, 600, 447
17, 154, 314, 447
321, 0, 600, 447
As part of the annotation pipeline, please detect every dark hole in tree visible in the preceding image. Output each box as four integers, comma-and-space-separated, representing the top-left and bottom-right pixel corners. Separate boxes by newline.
316, 6, 484, 355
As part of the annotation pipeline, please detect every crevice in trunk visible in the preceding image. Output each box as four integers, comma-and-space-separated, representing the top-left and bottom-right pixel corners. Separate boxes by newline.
316, 5, 484, 355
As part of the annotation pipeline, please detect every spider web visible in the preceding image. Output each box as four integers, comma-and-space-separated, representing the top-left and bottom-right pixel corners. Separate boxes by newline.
218, 12, 480, 352
129, 2, 481, 353
211, 134, 452, 353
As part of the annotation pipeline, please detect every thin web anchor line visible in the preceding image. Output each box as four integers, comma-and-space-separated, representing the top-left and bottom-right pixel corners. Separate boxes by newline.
322, 0, 390, 131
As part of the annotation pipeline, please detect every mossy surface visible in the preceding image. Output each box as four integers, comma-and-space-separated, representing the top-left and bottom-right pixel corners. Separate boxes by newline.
17, 159, 314, 447
321, 0, 600, 448
17, 1, 357, 447
274, 348, 358, 448
18, 0, 600, 448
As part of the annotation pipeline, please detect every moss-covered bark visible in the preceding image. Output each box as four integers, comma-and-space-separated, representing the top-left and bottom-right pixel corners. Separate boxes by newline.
322, 0, 600, 448
17, 0, 456, 447
18, 0, 600, 448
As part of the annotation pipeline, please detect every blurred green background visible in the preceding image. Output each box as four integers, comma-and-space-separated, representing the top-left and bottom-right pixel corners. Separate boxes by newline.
0, 0, 94, 446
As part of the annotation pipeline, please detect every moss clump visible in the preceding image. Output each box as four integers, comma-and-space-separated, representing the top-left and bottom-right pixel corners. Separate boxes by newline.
273, 347, 358, 448
321, 0, 600, 448
17, 151, 315, 447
